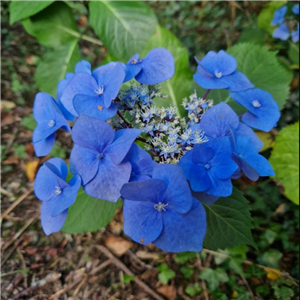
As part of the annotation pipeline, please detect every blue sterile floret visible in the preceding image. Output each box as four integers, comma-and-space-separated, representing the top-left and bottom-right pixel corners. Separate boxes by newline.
124, 144, 157, 182
60, 62, 125, 120
121, 164, 206, 253
179, 137, 237, 197
56, 60, 92, 121
70, 115, 141, 202
34, 158, 81, 235
271, 5, 287, 26
273, 23, 290, 41
193, 50, 254, 92
230, 89, 280, 132
292, 24, 299, 43
123, 48, 175, 85
293, 4, 299, 15
32, 92, 70, 157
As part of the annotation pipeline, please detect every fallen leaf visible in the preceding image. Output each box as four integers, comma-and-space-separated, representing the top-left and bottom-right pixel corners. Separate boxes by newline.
275, 203, 286, 214
104, 235, 132, 257
157, 285, 176, 300
264, 267, 282, 280
25, 144, 34, 155
2, 157, 19, 165
1, 100, 16, 111
26, 160, 39, 182
136, 251, 160, 261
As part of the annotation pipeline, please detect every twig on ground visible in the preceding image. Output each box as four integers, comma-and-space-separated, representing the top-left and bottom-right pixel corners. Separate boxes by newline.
90, 259, 113, 275
1, 236, 24, 267
96, 245, 165, 300
240, 275, 255, 300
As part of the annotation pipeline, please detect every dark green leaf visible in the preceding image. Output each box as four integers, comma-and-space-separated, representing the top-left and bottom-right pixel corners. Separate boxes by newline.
89, 1, 157, 60
22, 2, 79, 48
34, 42, 80, 96
269, 122, 299, 205
62, 188, 122, 234
21, 114, 36, 131
199, 268, 229, 291
9, 1, 54, 25
288, 42, 299, 66
203, 188, 256, 250
258, 249, 283, 268
142, 26, 193, 117
237, 28, 266, 45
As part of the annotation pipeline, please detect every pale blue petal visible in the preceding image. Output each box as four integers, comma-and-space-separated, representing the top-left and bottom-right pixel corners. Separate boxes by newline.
75, 60, 91, 74
222, 71, 254, 92
33, 134, 55, 157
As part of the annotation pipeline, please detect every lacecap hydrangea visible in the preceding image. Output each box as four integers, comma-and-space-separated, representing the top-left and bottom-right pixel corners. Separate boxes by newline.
33, 47, 279, 253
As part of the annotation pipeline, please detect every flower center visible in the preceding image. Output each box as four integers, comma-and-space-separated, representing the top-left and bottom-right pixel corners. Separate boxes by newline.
48, 120, 55, 127
154, 202, 169, 212
252, 100, 261, 108
97, 153, 104, 160
54, 186, 62, 195
205, 164, 211, 170
214, 71, 223, 79
95, 85, 104, 95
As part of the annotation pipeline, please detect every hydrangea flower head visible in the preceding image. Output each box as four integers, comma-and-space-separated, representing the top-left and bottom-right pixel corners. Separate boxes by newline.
56, 60, 92, 121
121, 164, 206, 252
179, 137, 237, 197
273, 23, 290, 41
61, 62, 125, 120
34, 158, 81, 235
123, 48, 175, 85
271, 5, 287, 26
32, 92, 70, 157
193, 50, 254, 91
70, 115, 141, 202
230, 89, 280, 132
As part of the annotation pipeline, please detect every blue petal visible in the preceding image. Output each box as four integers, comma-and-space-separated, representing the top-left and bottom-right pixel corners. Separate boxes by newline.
152, 164, 193, 214
75, 60, 91, 74
292, 28, 299, 43
135, 48, 175, 85
273, 24, 290, 41
192, 191, 219, 206
222, 71, 254, 92
271, 6, 287, 25
200, 50, 237, 76
105, 129, 142, 165
92, 62, 125, 108
240, 158, 260, 181
178, 150, 193, 178
33, 92, 55, 123
72, 115, 115, 152
70, 145, 99, 185
192, 144, 215, 164
124, 54, 142, 82
40, 201, 68, 235
121, 179, 167, 202
199, 102, 239, 138
243, 152, 275, 177
123, 200, 163, 245
207, 174, 233, 197
125, 144, 156, 181
44, 158, 68, 180
153, 198, 206, 253
189, 164, 211, 192
33, 134, 55, 157
236, 123, 263, 152
194, 65, 229, 90
50, 175, 81, 217
83, 159, 131, 202
61, 73, 98, 116
73, 94, 117, 121
293, 4, 299, 15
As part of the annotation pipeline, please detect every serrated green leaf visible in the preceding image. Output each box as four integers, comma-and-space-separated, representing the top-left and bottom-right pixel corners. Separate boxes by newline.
203, 188, 256, 250
9, 1, 54, 25
62, 188, 122, 234
22, 2, 79, 48
258, 1, 287, 35
157, 263, 175, 285
237, 28, 266, 45
34, 42, 80, 97
288, 42, 299, 66
269, 122, 299, 205
227, 43, 291, 111
199, 268, 229, 291
142, 26, 193, 117
89, 1, 157, 60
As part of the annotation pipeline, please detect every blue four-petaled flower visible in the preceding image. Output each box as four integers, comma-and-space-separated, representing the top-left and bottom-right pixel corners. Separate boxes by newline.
70, 115, 141, 202
179, 137, 237, 197
121, 164, 206, 253
230, 88, 280, 132
32, 92, 70, 157
34, 158, 81, 235
193, 50, 254, 91
123, 48, 175, 85
271, 6, 287, 26
61, 62, 125, 120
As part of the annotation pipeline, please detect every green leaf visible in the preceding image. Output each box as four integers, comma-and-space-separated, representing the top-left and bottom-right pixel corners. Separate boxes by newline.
288, 42, 299, 66
9, 1, 54, 25
142, 26, 193, 117
175, 252, 196, 263
180, 265, 194, 279
258, 1, 287, 35
203, 188, 256, 250
273, 286, 295, 299
89, 1, 157, 60
157, 263, 175, 285
227, 43, 291, 111
62, 188, 122, 234
199, 268, 229, 291
34, 42, 80, 96
22, 2, 79, 48
269, 122, 299, 205
258, 249, 283, 269
21, 114, 36, 131
237, 28, 266, 45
